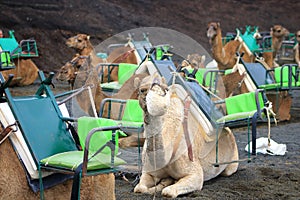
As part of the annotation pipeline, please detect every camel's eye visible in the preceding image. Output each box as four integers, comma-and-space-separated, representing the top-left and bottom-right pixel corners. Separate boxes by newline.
276, 29, 281, 33
139, 88, 148, 94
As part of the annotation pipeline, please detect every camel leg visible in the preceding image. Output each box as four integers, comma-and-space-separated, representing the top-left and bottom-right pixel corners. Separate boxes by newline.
134, 173, 161, 194
161, 172, 203, 198
147, 178, 174, 194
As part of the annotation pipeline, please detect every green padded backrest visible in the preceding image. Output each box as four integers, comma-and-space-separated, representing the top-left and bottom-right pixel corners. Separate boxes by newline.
10, 96, 78, 162
118, 63, 138, 85
274, 66, 296, 83
77, 116, 120, 155
121, 99, 143, 122
225, 92, 264, 115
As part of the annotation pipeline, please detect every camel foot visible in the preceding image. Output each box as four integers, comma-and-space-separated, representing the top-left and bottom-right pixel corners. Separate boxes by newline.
162, 186, 178, 198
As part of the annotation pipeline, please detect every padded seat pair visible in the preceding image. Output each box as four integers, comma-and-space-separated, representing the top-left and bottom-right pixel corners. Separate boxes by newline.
0, 71, 126, 199
240, 58, 300, 91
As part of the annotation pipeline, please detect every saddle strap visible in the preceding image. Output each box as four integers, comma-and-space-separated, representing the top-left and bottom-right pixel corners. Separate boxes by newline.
0, 123, 16, 145
183, 97, 193, 161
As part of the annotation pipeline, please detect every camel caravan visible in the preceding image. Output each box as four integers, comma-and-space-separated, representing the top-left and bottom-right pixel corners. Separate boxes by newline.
0, 24, 299, 199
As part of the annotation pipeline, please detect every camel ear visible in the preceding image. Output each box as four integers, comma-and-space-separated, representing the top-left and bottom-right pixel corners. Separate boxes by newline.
87, 35, 90, 40
134, 77, 141, 89
217, 22, 220, 27
162, 77, 166, 85
187, 54, 191, 60
201, 55, 206, 65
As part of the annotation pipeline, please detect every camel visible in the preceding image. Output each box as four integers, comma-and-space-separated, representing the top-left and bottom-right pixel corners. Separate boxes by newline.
1, 58, 39, 86
71, 57, 148, 118
133, 73, 239, 198
66, 34, 137, 83
181, 54, 206, 69
293, 30, 300, 67
0, 128, 115, 200
207, 22, 254, 70
56, 54, 88, 89
270, 24, 290, 67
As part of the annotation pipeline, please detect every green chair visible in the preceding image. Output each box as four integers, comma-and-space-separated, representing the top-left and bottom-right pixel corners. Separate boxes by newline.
101, 63, 138, 92
0, 71, 126, 200
99, 98, 144, 129
0, 51, 15, 70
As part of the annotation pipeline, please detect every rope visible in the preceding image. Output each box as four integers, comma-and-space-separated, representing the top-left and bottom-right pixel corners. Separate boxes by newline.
265, 101, 277, 153
87, 86, 98, 117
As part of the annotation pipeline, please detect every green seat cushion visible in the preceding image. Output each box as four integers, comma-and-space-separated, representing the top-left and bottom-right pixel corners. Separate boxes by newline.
116, 120, 143, 128
101, 81, 122, 90
40, 151, 126, 171
78, 117, 123, 155
259, 83, 280, 90
118, 63, 138, 85
217, 110, 257, 123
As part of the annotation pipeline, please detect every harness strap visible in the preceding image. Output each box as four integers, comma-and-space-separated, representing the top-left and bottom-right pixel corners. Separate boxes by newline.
0, 123, 17, 145
183, 97, 193, 161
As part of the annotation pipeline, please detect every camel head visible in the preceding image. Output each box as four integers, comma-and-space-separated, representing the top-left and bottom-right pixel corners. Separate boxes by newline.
207, 22, 220, 44
296, 30, 300, 43
270, 25, 290, 40
56, 54, 89, 88
134, 73, 169, 123
181, 54, 206, 69
66, 34, 91, 51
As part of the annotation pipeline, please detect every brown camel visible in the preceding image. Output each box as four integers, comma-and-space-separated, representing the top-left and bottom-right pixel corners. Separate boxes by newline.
260, 24, 290, 68
0, 130, 115, 199
66, 34, 137, 83
72, 58, 148, 118
2, 58, 39, 86
293, 30, 300, 67
56, 54, 88, 89
207, 22, 254, 70
66, 34, 103, 67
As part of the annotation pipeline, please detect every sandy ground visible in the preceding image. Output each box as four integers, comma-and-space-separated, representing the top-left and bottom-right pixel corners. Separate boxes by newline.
9, 81, 300, 200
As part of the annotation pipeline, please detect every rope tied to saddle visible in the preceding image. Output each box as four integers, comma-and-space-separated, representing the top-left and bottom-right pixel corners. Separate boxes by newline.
264, 101, 277, 154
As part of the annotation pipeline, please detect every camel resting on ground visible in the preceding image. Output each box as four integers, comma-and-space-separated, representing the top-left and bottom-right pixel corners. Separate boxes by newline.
133, 73, 239, 198
1, 58, 39, 86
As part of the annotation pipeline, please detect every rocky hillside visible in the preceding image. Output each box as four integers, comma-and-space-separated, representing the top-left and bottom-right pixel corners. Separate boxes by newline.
0, 0, 299, 72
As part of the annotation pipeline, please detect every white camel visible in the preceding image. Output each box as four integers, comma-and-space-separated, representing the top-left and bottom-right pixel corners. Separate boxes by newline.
133, 73, 239, 198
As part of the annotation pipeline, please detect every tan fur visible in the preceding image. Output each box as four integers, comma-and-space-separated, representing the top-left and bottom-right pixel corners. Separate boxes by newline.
207, 22, 254, 70
266, 92, 292, 121
2, 58, 39, 86
270, 25, 290, 59
56, 54, 87, 89
134, 73, 239, 198
73, 62, 148, 118
294, 30, 300, 66
0, 137, 115, 200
